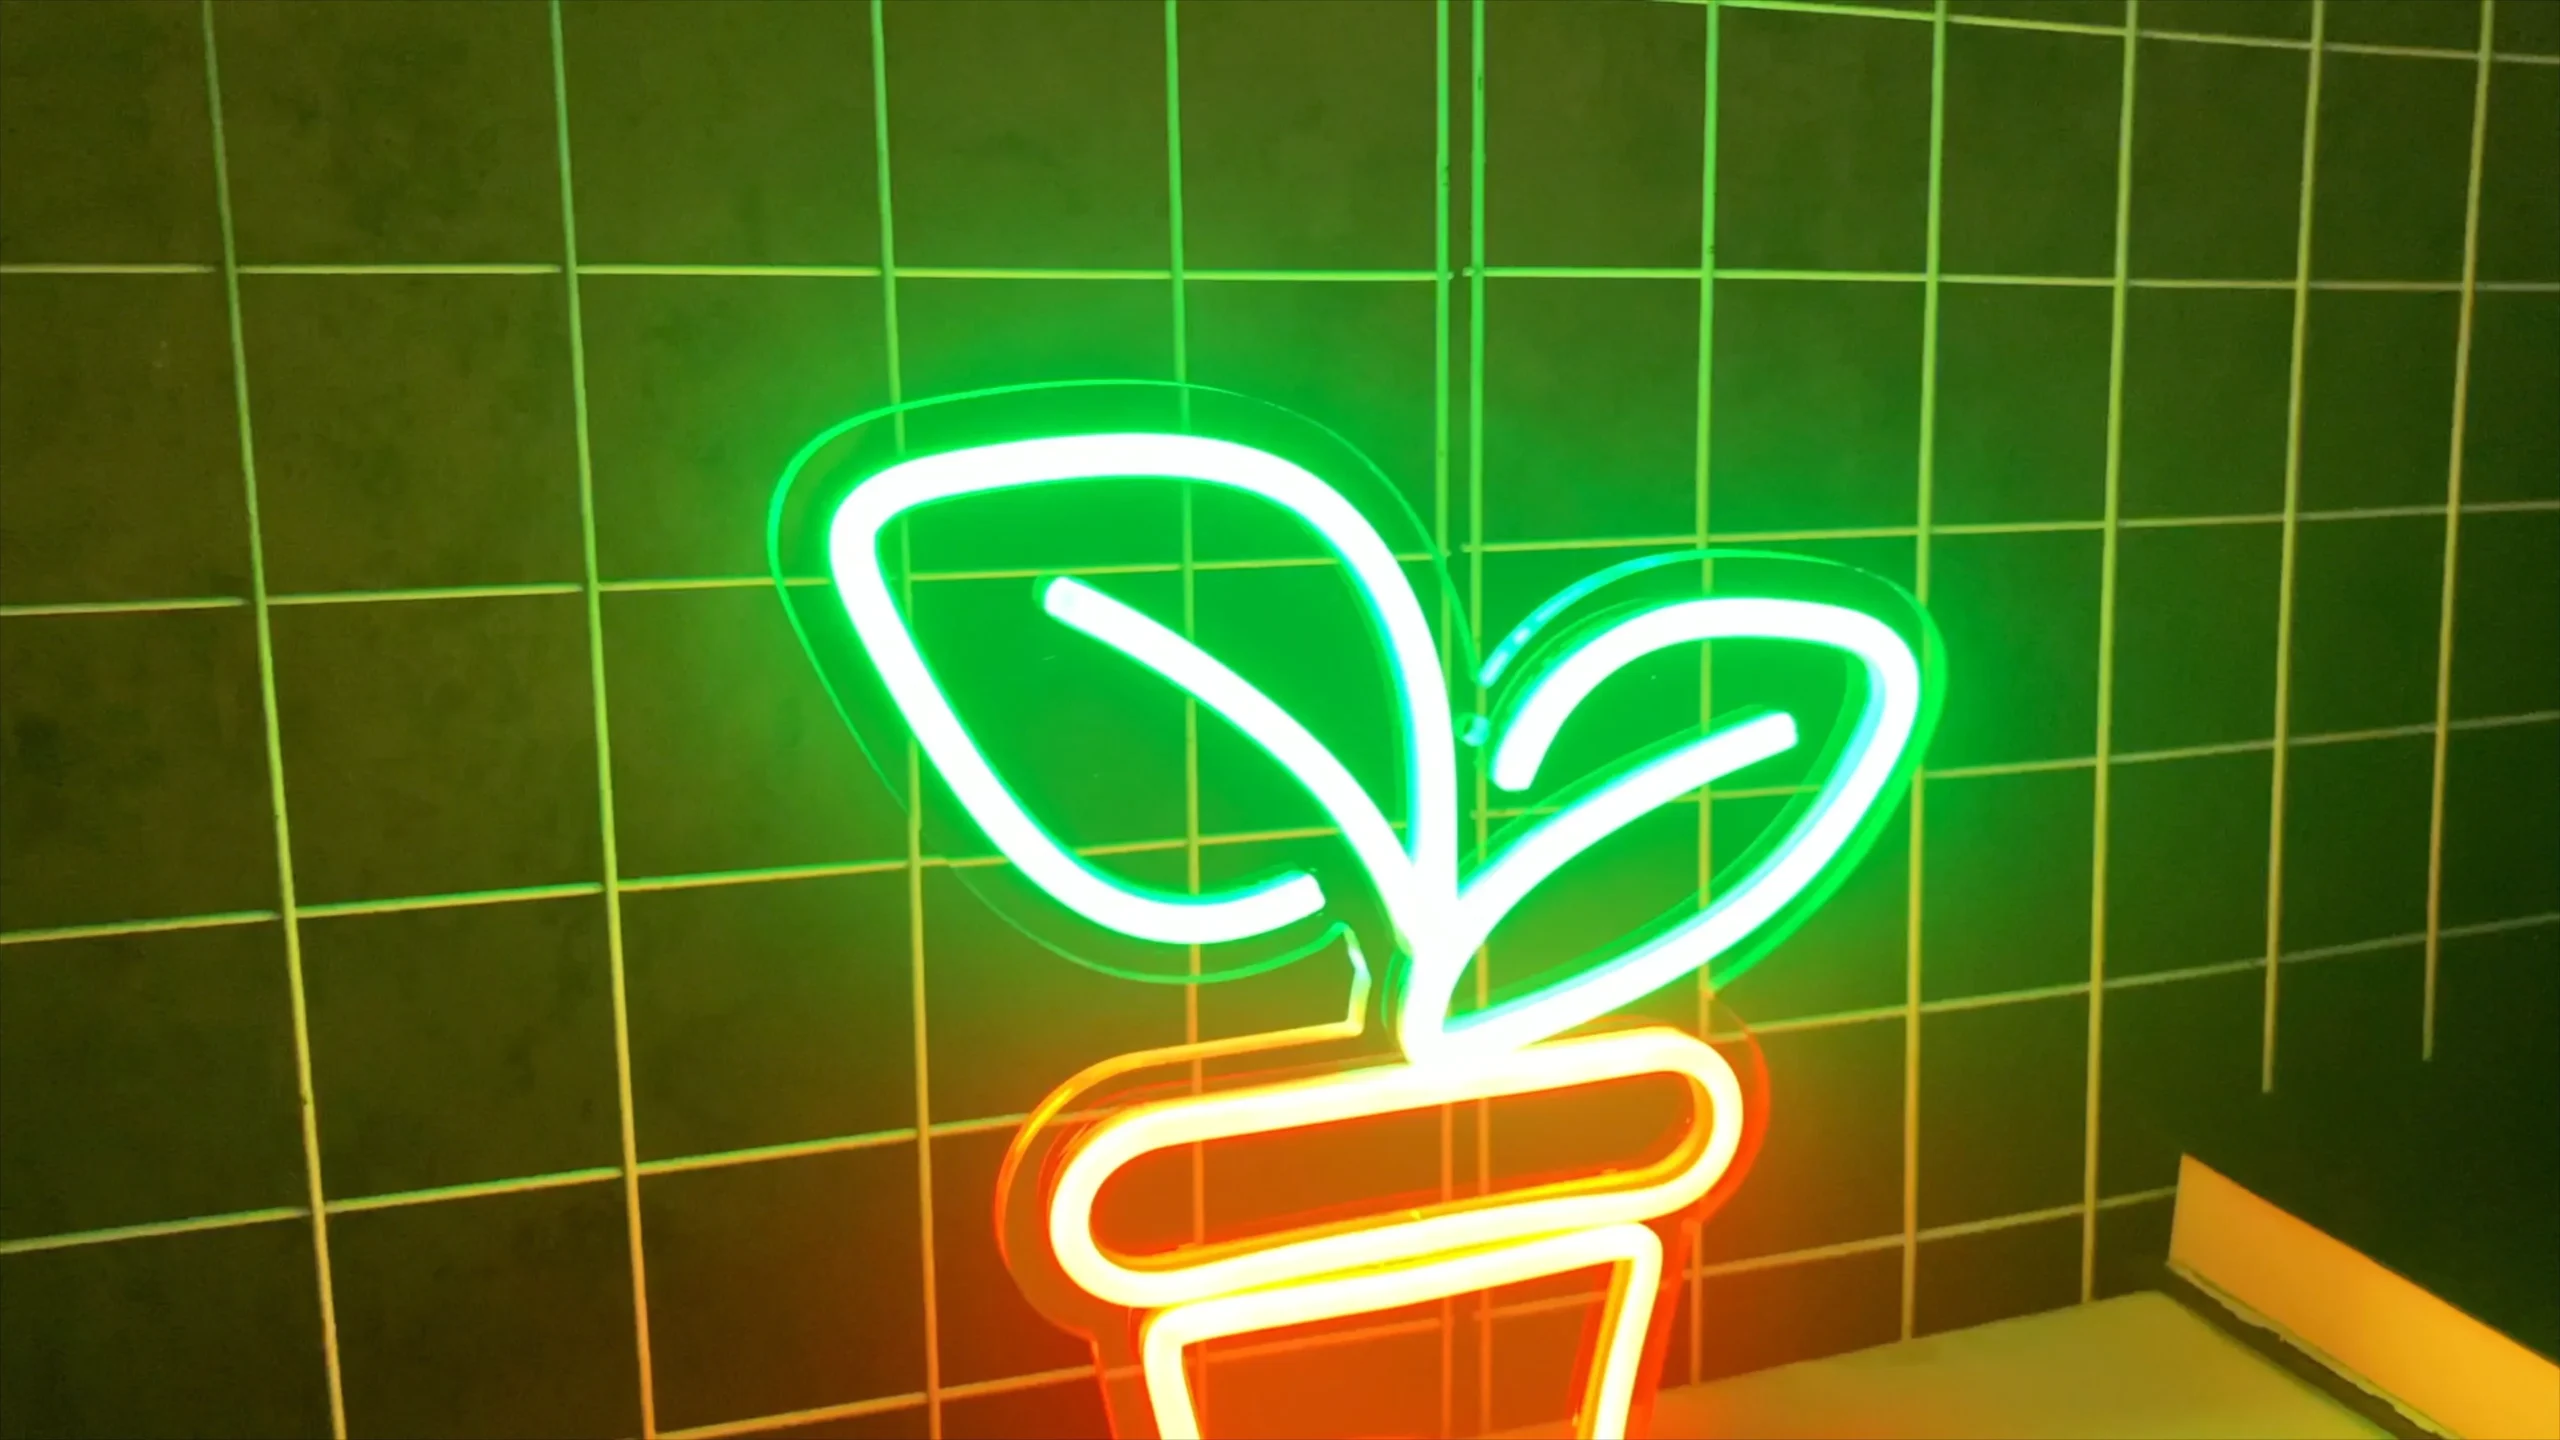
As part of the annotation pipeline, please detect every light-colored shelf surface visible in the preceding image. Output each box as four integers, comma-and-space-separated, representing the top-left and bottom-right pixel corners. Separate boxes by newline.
1506, 1292, 2385, 1440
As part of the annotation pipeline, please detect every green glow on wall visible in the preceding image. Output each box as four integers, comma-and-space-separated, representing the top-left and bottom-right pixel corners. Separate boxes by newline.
774, 382, 1941, 1061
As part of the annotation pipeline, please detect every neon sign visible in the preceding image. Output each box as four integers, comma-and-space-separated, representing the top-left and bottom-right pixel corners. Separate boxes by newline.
775, 384, 1940, 1439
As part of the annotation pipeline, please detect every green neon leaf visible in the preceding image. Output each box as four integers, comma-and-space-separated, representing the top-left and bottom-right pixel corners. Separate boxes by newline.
774, 386, 1941, 1052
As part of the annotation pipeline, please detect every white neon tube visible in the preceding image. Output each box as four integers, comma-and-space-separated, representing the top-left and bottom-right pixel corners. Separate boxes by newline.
1041, 576, 1428, 949
1046, 1026, 1741, 1311
1399, 598, 1921, 1063
1140, 1221, 1663, 1440
828, 434, 1457, 947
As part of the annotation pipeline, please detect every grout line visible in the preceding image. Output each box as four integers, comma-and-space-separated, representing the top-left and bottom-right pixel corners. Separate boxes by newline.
2287, 719, 2437, 748
545, 8, 658, 1435
577, 262, 881, 277
1689, 0, 1724, 1392
657, 1391, 927, 1440
1926, 753, 2090, 781
0, 260, 220, 274
0, 908, 278, 946
1922, 1199, 2088, 1243
237, 262, 561, 275
635, 1128, 917, 1178
0, 596, 247, 617
2106, 956, 2265, 990
2109, 736, 2276, 766
1694, 1230, 1905, 1280
616, 858, 907, 894
325, 1166, 623, 1215
2323, 39, 2481, 62
2119, 511, 2283, 529
267, 582, 585, 607
897, 265, 1167, 281
2082, 0, 2139, 1308
865, 9, 941, 1436
2442, 910, 2560, 941
1158, 1, 1217, 1417
298, 880, 602, 921
2424, 1, 2496, 1065
197, 7, 347, 1433
0, 1205, 308, 1258
1467, 4, 1493, 1423
2451, 707, 2560, 731
1434, 0, 1461, 1424
2265, 0, 2325, 1096
1901, 0, 1949, 1348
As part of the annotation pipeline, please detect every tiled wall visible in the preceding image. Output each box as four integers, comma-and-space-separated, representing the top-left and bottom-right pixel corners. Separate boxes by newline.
2, 1, 2555, 1437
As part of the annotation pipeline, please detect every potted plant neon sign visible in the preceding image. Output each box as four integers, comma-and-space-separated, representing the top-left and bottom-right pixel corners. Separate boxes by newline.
772, 382, 1941, 1440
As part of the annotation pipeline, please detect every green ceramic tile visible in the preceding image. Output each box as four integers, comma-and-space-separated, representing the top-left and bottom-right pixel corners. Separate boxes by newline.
2441, 721, 2560, 927
2112, 523, 2281, 753
1486, 1, 1704, 268
882, 0, 1167, 269
2451, 508, 2560, 718
2281, 736, 2431, 952
0, 275, 248, 604
242, 274, 583, 592
1178, 0, 1435, 270
579, 274, 889, 581
1932, 284, 2111, 525
1709, 279, 1923, 534
1923, 768, 2096, 1001
213, 0, 560, 264
0, 1222, 331, 1439
1482, 278, 1698, 541
1919, 994, 2088, 1228
560, 0, 879, 266
1914, 1214, 2080, 1336
0, 923, 302, 1239
2130, 38, 2309, 280
1940, 26, 2122, 278
2461, 294, 2560, 503
2479, 61, 2559, 283
2101, 969, 2265, 1193
2287, 515, 2444, 735
0, 609, 275, 931
2120, 287, 2293, 518
0, 0, 217, 263
622, 875, 913, 1163
640, 1151, 924, 1431
1928, 531, 2102, 769
2311, 52, 2475, 281
2106, 751, 2272, 977
2299, 290, 2458, 511
303, 896, 620, 1197
1715, 8, 1932, 273
329, 1185, 642, 1439
269, 594, 602, 904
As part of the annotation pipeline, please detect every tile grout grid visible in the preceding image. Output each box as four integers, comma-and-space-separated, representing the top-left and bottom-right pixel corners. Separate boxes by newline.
3, 1, 2552, 1436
